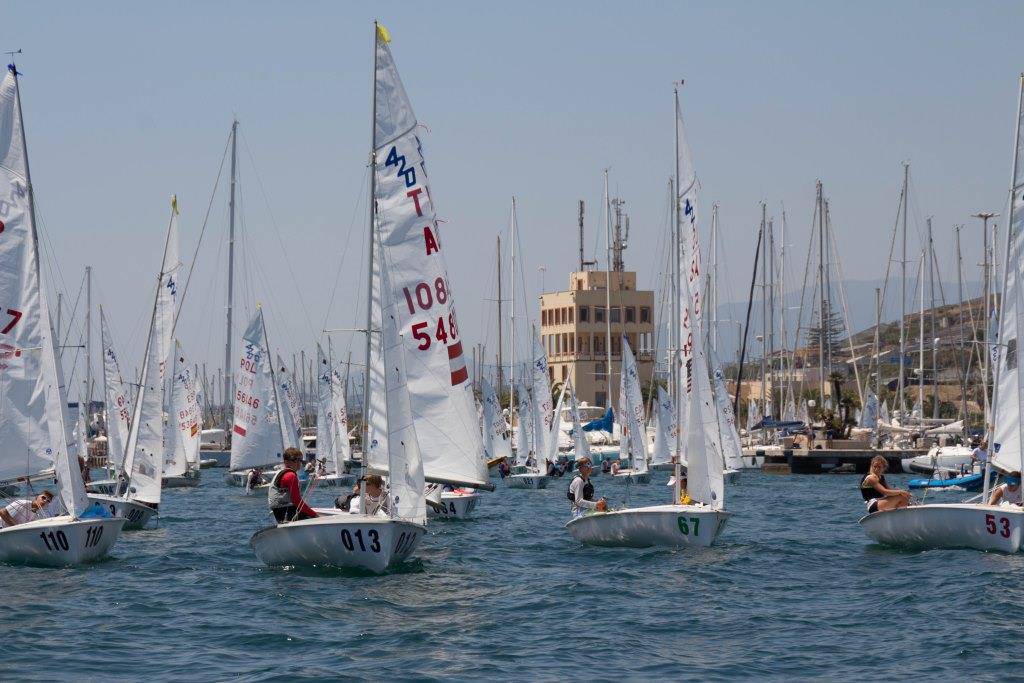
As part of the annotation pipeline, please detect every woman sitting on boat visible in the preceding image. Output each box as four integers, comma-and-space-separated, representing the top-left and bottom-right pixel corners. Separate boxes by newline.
988, 472, 1023, 506
860, 456, 911, 514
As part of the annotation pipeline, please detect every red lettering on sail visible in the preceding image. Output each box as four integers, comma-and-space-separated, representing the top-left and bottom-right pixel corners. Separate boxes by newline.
406, 188, 424, 216
424, 226, 439, 255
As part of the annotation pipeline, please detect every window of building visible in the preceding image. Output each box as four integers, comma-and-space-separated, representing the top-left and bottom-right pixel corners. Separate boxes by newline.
579, 305, 589, 322
568, 307, 574, 324
595, 306, 606, 323
595, 361, 606, 378
555, 335, 561, 355
611, 336, 620, 355
595, 391, 607, 406
610, 307, 621, 323
625, 306, 635, 323
561, 365, 568, 381
594, 336, 604, 354
579, 335, 589, 355
549, 366, 554, 382
640, 306, 651, 323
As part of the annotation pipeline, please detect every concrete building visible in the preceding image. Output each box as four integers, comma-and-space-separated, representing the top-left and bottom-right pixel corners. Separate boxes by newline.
539, 269, 655, 407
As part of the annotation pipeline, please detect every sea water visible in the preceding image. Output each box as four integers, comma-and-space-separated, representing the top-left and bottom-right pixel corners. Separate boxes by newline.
1, 471, 1021, 680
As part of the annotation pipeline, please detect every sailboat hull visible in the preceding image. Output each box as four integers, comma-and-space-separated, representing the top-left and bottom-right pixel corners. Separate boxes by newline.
0, 515, 125, 566
86, 478, 118, 495
859, 503, 1024, 553
225, 469, 272, 488
87, 494, 158, 531
565, 504, 730, 548
313, 473, 357, 488
163, 470, 201, 488
506, 473, 548, 489
612, 469, 652, 485
249, 514, 425, 572
427, 491, 480, 519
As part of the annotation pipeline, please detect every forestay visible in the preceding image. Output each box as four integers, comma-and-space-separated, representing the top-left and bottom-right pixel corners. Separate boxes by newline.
230, 309, 282, 471
0, 66, 88, 515
165, 341, 201, 476
100, 308, 131, 469
992, 78, 1024, 475
481, 376, 511, 463
618, 336, 647, 473
372, 28, 486, 488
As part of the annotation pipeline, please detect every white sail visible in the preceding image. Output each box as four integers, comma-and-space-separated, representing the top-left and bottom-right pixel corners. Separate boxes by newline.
315, 344, 340, 473
530, 334, 554, 473
782, 394, 796, 422
567, 382, 591, 461
333, 365, 352, 469
74, 399, 88, 463
879, 400, 889, 425
165, 341, 201, 475
120, 288, 164, 505
680, 258, 724, 509
710, 350, 744, 470
514, 385, 532, 466
230, 309, 282, 471
156, 202, 181, 383
859, 389, 879, 429
993, 79, 1024, 475
651, 385, 675, 467
100, 308, 131, 469
549, 379, 567, 461
481, 376, 512, 464
372, 28, 487, 488
0, 67, 88, 514
618, 336, 647, 473
365, 228, 389, 476
746, 398, 758, 432
274, 354, 302, 450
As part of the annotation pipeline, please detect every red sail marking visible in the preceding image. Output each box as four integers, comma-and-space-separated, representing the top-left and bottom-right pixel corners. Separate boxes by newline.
447, 340, 468, 385
233, 424, 247, 437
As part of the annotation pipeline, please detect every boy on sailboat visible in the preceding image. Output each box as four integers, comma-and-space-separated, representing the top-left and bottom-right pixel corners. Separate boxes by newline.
988, 473, 1023, 506
567, 458, 607, 519
267, 448, 318, 523
0, 491, 55, 528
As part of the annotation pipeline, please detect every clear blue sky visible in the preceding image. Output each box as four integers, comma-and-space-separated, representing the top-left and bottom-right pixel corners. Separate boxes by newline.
7, 0, 1023, 392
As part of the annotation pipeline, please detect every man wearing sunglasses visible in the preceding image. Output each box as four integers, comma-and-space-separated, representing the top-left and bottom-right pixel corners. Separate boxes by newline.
0, 490, 55, 528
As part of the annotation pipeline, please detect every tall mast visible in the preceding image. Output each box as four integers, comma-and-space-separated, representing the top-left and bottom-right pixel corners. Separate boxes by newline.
918, 251, 925, 416
224, 118, 238, 436
85, 265, 92, 408
709, 204, 718, 353
768, 216, 776, 419
928, 217, 938, 419
672, 85, 682, 464
760, 203, 768, 416
898, 163, 909, 414
363, 23, 379, 456
873, 287, 882, 403
508, 197, 517, 409
817, 181, 826, 407
496, 234, 503, 392
604, 169, 612, 408
955, 225, 967, 419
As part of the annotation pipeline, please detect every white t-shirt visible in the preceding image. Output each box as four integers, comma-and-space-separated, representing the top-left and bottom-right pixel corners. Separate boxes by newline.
972, 448, 989, 463
1, 499, 37, 527
998, 483, 1023, 505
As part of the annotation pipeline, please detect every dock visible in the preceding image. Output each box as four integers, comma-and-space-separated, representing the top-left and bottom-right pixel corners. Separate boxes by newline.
754, 448, 930, 474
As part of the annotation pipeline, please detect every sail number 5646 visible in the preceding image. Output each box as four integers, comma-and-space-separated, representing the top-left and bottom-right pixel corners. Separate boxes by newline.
985, 513, 1011, 538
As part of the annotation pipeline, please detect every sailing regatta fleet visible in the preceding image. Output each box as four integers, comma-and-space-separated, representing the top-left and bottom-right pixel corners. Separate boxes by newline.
2, 24, 1024, 571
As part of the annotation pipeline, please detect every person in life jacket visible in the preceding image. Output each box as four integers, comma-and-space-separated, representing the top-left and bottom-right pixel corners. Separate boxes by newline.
567, 457, 606, 519
267, 447, 319, 523
989, 471, 1023, 506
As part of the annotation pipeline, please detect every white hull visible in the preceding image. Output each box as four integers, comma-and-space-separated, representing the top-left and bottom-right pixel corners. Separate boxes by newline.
901, 445, 974, 475
250, 514, 425, 572
199, 458, 219, 469
163, 470, 201, 488
0, 515, 125, 566
225, 469, 272, 488
312, 473, 356, 488
612, 469, 651, 485
565, 504, 730, 548
506, 473, 548, 489
859, 503, 1024, 553
427, 491, 480, 519
86, 478, 118, 495
87, 494, 159, 531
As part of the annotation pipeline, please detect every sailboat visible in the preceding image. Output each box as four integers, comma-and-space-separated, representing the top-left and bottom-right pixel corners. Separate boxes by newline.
507, 383, 545, 488
507, 336, 552, 489
565, 378, 592, 470
566, 251, 730, 546
162, 341, 201, 487
310, 344, 355, 488
0, 64, 125, 564
87, 198, 181, 529
710, 351, 743, 484
481, 375, 512, 471
95, 306, 132, 492
860, 75, 1024, 552
650, 385, 676, 472
224, 309, 289, 488
612, 336, 651, 484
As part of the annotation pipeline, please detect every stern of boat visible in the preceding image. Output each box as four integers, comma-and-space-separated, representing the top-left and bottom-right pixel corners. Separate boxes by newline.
0, 515, 125, 567
565, 504, 730, 548
859, 503, 1024, 553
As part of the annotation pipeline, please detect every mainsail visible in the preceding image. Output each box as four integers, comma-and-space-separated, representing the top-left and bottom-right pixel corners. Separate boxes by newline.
567, 381, 591, 462
618, 336, 647, 473
514, 385, 532, 466
274, 354, 302, 450
230, 309, 282, 471
710, 349, 744, 470
372, 27, 487, 488
651, 385, 675, 468
530, 334, 554, 473
481, 376, 511, 464
992, 76, 1024, 475
0, 65, 88, 514
165, 341, 201, 477
100, 307, 131, 469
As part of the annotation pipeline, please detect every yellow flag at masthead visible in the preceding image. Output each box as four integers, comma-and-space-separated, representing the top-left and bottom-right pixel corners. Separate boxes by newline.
376, 23, 391, 44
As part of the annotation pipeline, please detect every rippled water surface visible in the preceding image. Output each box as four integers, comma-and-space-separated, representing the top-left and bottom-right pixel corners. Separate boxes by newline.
2, 469, 1022, 681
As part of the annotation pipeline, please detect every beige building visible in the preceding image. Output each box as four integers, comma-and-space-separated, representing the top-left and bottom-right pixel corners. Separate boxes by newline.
540, 270, 655, 407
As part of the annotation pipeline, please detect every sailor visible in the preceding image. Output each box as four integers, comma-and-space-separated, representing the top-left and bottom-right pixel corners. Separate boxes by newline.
988, 472, 1023, 506
0, 490, 54, 528
359, 474, 390, 516
970, 439, 990, 470
860, 455, 911, 514
567, 457, 606, 518
267, 447, 318, 523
